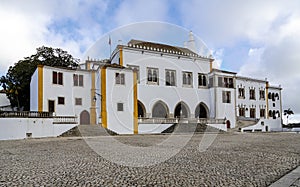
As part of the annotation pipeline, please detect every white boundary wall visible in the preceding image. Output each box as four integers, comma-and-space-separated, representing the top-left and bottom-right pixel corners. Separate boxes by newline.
0, 118, 77, 140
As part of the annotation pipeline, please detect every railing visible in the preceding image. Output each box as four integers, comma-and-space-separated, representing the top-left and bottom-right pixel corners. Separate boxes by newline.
0, 111, 52, 118
0, 111, 78, 124
138, 118, 179, 124
138, 118, 226, 124
53, 116, 78, 124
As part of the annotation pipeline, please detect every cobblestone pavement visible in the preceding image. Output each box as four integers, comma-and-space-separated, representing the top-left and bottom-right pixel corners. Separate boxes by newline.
0, 133, 299, 186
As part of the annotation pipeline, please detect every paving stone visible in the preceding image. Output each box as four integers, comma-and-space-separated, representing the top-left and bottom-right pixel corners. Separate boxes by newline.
0, 133, 299, 186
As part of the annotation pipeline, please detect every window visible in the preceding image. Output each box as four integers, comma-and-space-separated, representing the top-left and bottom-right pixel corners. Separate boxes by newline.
273, 103, 276, 107
128, 65, 140, 83
147, 68, 159, 84
73, 74, 84, 87
208, 77, 213, 88
250, 108, 256, 118
117, 103, 124, 111
222, 91, 231, 103
260, 109, 265, 118
53, 71, 63, 85
58, 97, 65, 105
115, 73, 125, 85
249, 89, 256, 100
182, 72, 192, 86
239, 107, 245, 117
165, 70, 176, 86
259, 90, 265, 100
268, 92, 272, 99
224, 77, 234, 88
198, 73, 207, 87
218, 77, 234, 88
75, 98, 82, 105
238, 88, 245, 99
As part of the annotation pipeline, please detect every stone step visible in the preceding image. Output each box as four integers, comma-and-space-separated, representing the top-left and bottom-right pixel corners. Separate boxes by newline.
162, 123, 223, 134
60, 124, 117, 137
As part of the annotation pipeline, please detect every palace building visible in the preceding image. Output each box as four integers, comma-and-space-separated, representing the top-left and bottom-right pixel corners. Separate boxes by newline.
30, 32, 282, 134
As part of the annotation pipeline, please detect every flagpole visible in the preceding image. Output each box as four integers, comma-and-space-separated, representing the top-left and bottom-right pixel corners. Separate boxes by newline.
109, 35, 111, 61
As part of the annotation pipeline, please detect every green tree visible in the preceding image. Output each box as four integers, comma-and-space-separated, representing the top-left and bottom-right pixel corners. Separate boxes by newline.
0, 46, 79, 111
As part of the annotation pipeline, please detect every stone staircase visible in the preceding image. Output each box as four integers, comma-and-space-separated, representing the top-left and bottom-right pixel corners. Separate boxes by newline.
227, 118, 259, 132
162, 123, 224, 134
60, 124, 117, 137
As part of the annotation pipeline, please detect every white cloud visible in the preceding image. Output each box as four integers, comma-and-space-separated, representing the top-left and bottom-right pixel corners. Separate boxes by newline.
112, 0, 170, 26
0, 0, 109, 75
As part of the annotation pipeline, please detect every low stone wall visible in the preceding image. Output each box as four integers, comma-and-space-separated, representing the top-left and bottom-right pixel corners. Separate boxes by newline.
0, 118, 77, 140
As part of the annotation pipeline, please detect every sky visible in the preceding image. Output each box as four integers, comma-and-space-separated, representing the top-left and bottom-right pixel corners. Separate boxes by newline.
0, 0, 300, 122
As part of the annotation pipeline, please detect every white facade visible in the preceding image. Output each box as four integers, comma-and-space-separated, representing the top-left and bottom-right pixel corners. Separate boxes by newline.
29, 34, 283, 134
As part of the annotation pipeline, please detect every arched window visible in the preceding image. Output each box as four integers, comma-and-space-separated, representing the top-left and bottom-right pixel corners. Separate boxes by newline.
148, 69, 152, 82
153, 70, 157, 82
174, 102, 190, 118
272, 93, 275, 101
152, 101, 169, 118
171, 71, 175, 86
269, 110, 272, 117
195, 103, 209, 118
138, 101, 146, 118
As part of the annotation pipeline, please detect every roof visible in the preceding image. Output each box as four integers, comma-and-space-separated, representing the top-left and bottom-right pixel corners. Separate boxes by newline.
125, 39, 213, 60
211, 68, 237, 75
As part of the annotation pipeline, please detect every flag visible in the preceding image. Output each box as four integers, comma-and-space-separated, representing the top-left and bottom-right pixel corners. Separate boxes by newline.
108, 36, 111, 45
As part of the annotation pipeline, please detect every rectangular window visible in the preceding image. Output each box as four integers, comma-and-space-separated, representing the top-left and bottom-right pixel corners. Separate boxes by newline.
182, 71, 192, 86
250, 108, 256, 118
117, 103, 124, 111
218, 77, 234, 88
73, 74, 84, 87
75, 98, 82, 105
58, 97, 65, 105
239, 107, 245, 117
53, 71, 57, 84
222, 91, 231, 103
238, 88, 245, 99
53, 71, 63, 85
260, 109, 265, 118
147, 67, 159, 84
115, 73, 125, 85
165, 70, 176, 86
198, 73, 207, 87
128, 65, 140, 83
250, 89, 256, 100
259, 90, 265, 100
208, 77, 213, 88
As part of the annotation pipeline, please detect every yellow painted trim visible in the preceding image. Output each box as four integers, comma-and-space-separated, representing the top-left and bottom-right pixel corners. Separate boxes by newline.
37, 65, 43, 112
133, 70, 138, 134
119, 47, 123, 66
90, 71, 96, 124
266, 82, 269, 119
101, 67, 107, 128
209, 59, 213, 72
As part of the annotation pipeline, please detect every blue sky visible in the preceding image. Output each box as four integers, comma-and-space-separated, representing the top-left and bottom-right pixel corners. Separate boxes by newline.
1, 0, 300, 122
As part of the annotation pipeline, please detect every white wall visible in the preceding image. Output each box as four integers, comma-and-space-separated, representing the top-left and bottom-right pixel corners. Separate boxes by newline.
106, 67, 135, 134
0, 118, 77, 140
30, 69, 39, 111
33, 66, 93, 123
121, 47, 212, 118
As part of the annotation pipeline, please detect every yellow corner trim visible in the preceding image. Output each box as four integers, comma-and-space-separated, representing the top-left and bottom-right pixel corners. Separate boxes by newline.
119, 47, 123, 66
133, 70, 138, 134
37, 65, 43, 112
101, 67, 107, 128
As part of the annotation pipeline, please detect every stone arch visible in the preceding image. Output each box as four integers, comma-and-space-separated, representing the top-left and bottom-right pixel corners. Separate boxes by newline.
174, 101, 190, 119
80, 110, 90, 125
195, 102, 209, 118
152, 101, 169, 118
138, 100, 146, 118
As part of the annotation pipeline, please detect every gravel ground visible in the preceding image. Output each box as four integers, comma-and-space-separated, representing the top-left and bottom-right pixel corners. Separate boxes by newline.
0, 133, 299, 186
